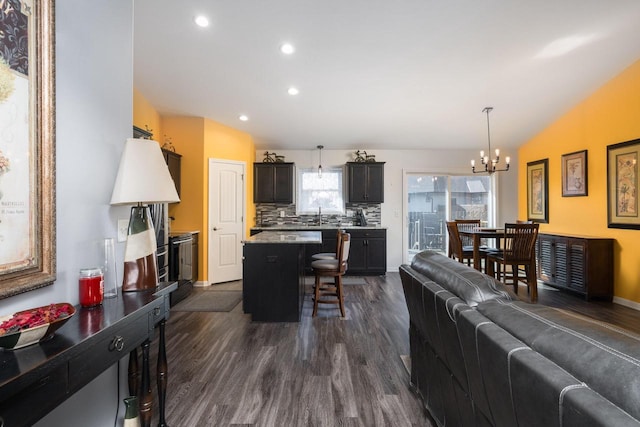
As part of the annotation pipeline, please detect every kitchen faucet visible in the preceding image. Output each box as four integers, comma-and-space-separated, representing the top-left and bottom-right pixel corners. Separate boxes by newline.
318, 206, 322, 225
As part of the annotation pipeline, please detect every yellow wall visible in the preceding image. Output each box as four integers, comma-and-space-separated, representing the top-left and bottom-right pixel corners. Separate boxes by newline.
133, 88, 163, 140
519, 59, 640, 302
133, 90, 256, 284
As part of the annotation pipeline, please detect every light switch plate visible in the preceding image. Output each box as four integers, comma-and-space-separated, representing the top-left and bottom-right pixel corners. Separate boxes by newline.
117, 219, 129, 242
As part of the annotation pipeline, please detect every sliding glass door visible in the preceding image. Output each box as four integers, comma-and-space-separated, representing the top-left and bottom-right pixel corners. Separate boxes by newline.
406, 173, 492, 263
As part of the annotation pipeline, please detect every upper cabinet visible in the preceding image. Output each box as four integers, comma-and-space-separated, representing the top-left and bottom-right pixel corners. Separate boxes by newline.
162, 149, 181, 199
347, 162, 385, 203
254, 163, 294, 203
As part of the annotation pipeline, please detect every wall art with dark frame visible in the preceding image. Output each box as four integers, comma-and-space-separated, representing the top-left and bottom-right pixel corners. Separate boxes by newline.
561, 150, 588, 197
607, 138, 640, 229
0, 1, 56, 298
527, 158, 549, 223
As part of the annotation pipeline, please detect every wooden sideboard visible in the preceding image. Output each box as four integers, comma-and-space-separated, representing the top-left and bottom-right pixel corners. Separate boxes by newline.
536, 232, 613, 301
0, 282, 177, 427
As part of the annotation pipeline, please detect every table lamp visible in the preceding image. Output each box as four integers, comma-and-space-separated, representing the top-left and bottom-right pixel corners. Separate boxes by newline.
110, 138, 180, 292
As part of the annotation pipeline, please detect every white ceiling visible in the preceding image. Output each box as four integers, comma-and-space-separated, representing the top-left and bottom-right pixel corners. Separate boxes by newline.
133, 1, 640, 151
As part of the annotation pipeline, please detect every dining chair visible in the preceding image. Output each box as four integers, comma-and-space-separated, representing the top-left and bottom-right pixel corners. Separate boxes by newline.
454, 219, 481, 248
446, 221, 475, 266
455, 218, 499, 270
311, 231, 351, 317
485, 223, 540, 302
311, 229, 343, 261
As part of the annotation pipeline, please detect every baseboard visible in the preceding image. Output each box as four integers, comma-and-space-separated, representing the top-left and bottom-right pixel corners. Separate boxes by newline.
613, 296, 640, 311
193, 280, 208, 287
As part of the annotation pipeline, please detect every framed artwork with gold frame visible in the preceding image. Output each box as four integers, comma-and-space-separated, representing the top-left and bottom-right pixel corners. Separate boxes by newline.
561, 150, 588, 197
527, 158, 549, 223
0, 1, 56, 298
607, 139, 640, 229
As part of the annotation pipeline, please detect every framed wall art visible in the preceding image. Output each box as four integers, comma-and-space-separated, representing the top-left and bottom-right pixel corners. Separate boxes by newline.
527, 158, 549, 223
607, 138, 640, 229
0, 1, 56, 298
561, 150, 588, 197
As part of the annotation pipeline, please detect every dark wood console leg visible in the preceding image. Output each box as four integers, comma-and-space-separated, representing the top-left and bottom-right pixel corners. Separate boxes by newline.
128, 348, 139, 397
157, 319, 169, 427
140, 340, 152, 427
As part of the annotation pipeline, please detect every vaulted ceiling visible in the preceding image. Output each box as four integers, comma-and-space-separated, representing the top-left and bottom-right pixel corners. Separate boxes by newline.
134, 1, 640, 151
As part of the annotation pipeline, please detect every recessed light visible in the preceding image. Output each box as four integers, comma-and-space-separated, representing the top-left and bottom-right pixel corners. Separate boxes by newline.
239, 114, 249, 122
280, 43, 295, 55
194, 15, 209, 28
287, 87, 299, 96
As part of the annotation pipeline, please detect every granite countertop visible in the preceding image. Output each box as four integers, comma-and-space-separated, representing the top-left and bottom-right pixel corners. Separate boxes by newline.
169, 230, 200, 236
251, 225, 385, 231
244, 230, 322, 244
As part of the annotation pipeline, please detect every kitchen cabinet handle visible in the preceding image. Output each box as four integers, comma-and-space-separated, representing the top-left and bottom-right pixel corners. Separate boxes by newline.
110, 336, 125, 352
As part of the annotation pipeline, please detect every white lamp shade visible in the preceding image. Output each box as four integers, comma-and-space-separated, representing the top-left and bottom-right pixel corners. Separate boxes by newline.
110, 138, 180, 205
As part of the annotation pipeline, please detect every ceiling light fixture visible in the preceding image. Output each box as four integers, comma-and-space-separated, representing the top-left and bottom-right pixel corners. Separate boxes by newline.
194, 15, 209, 27
287, 87, 299, 96
317, 145, 324, 177
280, 43, 295, 55
471, 107, 510, 174
239, 114, 249, 122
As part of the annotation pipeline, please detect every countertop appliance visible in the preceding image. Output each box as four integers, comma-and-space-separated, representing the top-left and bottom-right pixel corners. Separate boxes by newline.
148, 203, 169, 283
169, 233, 194, 306
355, 209, 368, 226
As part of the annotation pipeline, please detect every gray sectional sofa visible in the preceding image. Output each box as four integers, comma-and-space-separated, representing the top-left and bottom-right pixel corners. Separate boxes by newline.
400, 250, 640, 427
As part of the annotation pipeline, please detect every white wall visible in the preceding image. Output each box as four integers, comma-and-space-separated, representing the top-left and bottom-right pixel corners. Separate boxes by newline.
258, 148, 519, 271
0, 1, 133, 426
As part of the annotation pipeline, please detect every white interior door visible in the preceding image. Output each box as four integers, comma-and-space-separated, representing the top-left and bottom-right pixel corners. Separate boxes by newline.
208, 159, 245, 284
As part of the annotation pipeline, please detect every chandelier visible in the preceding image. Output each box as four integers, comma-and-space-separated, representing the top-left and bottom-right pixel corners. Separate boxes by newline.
471, 107, 510, 174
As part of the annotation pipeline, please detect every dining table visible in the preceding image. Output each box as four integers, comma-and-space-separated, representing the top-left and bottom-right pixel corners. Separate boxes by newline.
458, 227, 505, 271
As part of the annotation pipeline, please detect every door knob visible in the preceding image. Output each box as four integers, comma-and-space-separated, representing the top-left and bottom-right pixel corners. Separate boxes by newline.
213, 227, 222, 231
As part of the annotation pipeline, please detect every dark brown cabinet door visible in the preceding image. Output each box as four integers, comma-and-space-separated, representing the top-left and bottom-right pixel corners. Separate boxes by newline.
345, 229, 386, 275
253, 163, 294, 203
273, 164, 294, 203
347, 162, 384, 203
162, 149, 181, 198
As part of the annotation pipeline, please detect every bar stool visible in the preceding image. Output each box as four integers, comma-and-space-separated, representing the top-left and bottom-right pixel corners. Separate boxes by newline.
311, 229, 343, 261
311, 232, 350, 317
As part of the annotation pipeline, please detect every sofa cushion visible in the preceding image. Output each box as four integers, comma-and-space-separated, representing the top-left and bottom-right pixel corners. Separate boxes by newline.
410, 250, 514, 307
477, 300, 640, 421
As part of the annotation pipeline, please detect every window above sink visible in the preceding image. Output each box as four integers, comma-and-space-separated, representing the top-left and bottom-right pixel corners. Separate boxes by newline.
296, 167, 345, 215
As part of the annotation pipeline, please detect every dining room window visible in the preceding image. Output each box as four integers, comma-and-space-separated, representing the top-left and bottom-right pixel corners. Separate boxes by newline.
296, 167, 345, 215
406, 173, 493, 262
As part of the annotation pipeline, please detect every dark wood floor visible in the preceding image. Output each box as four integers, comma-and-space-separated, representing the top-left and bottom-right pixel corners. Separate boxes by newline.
154, 273, 432, 426
517, 282, 640, 335
151, 274, 640, 426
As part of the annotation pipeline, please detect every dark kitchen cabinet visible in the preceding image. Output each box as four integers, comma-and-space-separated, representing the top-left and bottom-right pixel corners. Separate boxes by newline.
162, 148, 182, 198
347, 162, 385, 203
254, 163, 294, 203
192, 232, 199, 283
346, 228, 387, 275
536, 232, 613, 300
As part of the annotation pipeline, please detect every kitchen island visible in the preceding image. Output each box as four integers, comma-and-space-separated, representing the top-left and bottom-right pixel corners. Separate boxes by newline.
242, 231, 322, 322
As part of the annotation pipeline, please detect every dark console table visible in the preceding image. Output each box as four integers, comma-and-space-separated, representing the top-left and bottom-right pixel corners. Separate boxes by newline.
536, 232, 614, 300
0, 282, 177, 427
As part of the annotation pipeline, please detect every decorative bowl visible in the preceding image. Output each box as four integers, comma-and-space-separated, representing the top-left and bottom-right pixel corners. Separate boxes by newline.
0, 303, 76, 350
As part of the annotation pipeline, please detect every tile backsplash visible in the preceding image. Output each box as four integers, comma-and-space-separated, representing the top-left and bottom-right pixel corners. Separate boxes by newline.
255, 203, 381, 227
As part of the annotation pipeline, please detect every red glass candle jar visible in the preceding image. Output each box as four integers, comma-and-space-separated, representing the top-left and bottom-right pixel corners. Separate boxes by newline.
79, 268, 104, 308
